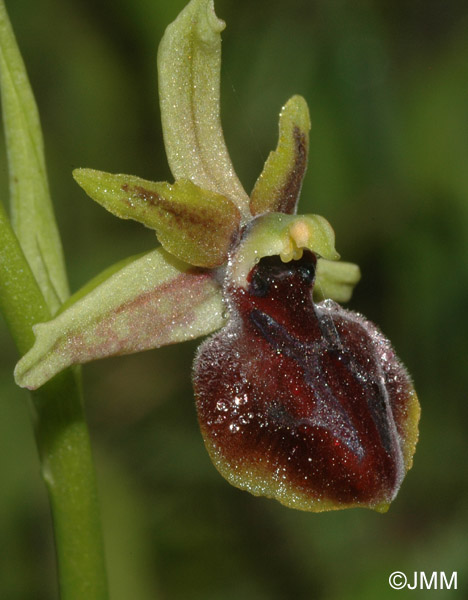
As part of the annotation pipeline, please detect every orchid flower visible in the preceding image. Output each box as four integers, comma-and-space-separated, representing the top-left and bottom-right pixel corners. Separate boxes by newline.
14, 0, 419, 513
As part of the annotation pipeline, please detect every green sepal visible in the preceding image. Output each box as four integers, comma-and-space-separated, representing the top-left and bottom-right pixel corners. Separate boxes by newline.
250, 95, 311, 216
15, 247, 226, 390
314, 259, 361, 303
157, 0, 250, 220
0, 1, 69, 312
73, 169, 241, 268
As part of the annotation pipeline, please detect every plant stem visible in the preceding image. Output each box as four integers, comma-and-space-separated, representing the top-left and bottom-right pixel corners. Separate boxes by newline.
33, 373, 108, 600
0, 200, 108, 599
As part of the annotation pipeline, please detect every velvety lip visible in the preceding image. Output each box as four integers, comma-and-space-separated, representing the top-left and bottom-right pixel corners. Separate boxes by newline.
194, 251, 418, 511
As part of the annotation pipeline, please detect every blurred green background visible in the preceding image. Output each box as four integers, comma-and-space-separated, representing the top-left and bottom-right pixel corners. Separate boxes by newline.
1, 0, 467, 598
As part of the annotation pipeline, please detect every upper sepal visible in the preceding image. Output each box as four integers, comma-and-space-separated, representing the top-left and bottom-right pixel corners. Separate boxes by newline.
15, 247, 226, 390
157, 0, 250, 220
73, 169, 241, 268
250, 95, 310, 217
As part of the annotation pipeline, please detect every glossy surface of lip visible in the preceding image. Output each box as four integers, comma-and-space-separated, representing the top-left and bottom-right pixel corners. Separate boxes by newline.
194, 251, 420, 512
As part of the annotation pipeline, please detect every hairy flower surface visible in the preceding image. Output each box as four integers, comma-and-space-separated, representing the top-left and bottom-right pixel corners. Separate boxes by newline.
195, 251, 419, 512
14, 0, 419, 512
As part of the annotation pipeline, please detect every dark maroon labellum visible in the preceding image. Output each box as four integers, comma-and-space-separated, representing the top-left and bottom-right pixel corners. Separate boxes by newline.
194, 251, 419, 512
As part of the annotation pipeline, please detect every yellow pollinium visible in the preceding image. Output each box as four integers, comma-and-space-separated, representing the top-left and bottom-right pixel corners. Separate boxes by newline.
279, 220, 314, 262
230, 212, 340, 289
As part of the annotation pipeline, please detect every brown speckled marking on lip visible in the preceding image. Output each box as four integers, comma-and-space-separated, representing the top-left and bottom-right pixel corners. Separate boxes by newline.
194, 251, 418, 510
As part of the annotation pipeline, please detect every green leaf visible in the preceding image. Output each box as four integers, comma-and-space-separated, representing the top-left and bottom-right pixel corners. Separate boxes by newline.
73, 169, 240, 268
0, 199, 50, 355
157, 0, 250, 220
250, 95, 311, 216
0, 1, 69, 313
15, 247, 226, 390
314, 259, 361, 303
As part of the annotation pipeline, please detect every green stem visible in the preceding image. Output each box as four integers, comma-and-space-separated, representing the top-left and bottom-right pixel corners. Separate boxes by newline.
0, 200, 108, 599
33, 373, 108, 600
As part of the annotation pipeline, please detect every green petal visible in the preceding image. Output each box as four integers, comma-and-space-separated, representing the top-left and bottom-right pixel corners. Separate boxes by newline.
0, 1, 69, 312
230, 212, 340, 289
250, 96, 311, 216
15, 247, 226, 390
157, 0, 250, 220
73, 169, 240, 268
314, 259, 361, 303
